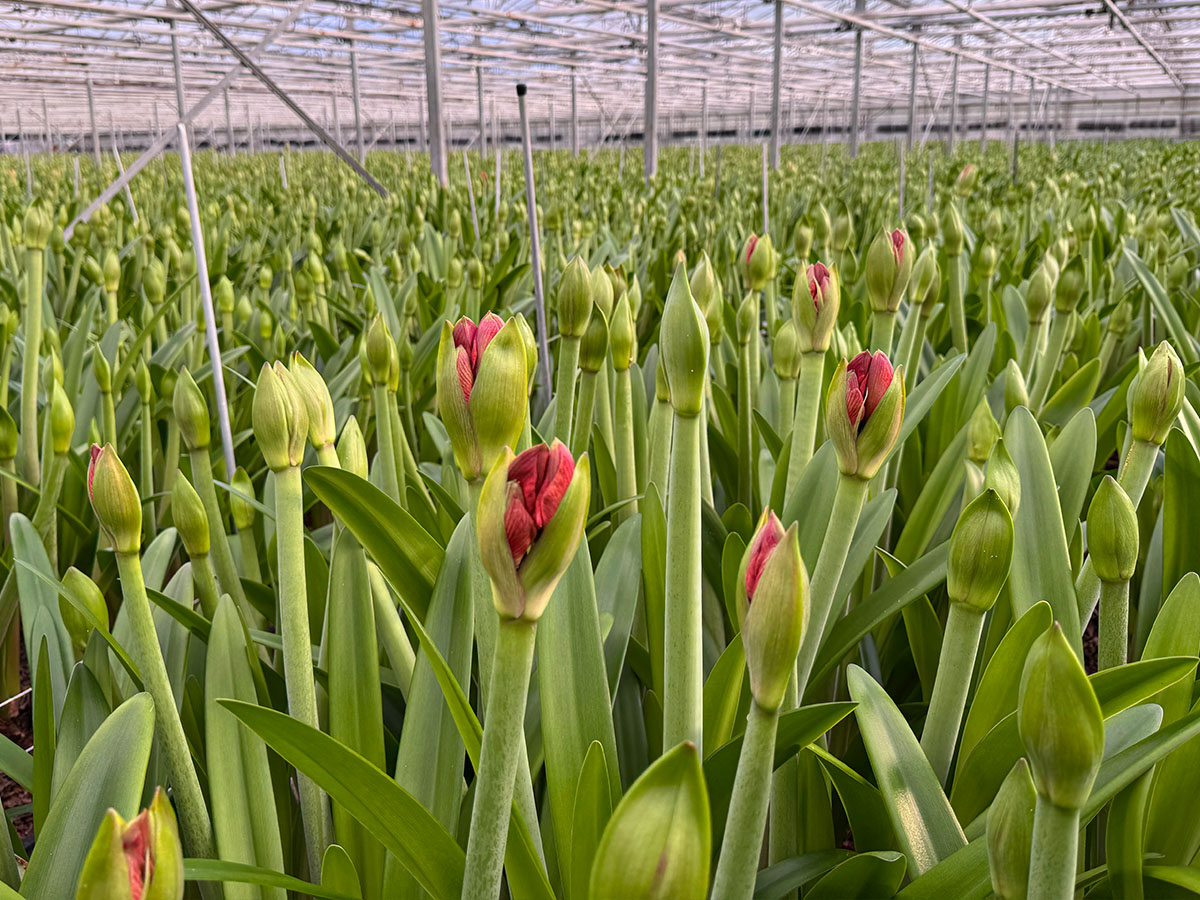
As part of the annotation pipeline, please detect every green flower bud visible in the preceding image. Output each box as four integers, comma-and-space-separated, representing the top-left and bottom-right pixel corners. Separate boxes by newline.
865, 228, 913, 313
977, 243, 999, 279
82, 256, 104, 287
794, 222, 814, 260
1087, 475, 1138, 584
76, 786, 184, 900
912, 246, 940, 314
60, 567, 108, 655
50, 381, 74, 456
93, 349, 112, 393
337, 415, 368, 479
660, 262, 710, 418
736, 292, 756, 345
1003, 360, 1029, 419
942, 204, 965, 256
793, 262, 840, 353
257, 265, 273, 292
611, 293, 636, 371
0, 408, 16, 460
290, 352, 337, 451
605, 263, 627, 302
23, 204, 51, 250
229, 467, 256, 532
436, 315, 529, 482
742, 234, 775, 292
1128, 341, 1185, 445
987, 758, 1036, 900
135, 362, 153, 405
831, 205, 853, 253
171, 475, 210, 558
810, 203, 832, 246
1054, 257, 1086, 314
967, 398, 1001, 465
579, 307, 610, 374
983, 208, 1004, 244
557, 256, 593, 339
590, 741, 711, 900
1018, 623, 1104, 810
103, 249, 121, 295
655, 351, 671, 403
214, 276, 234, 314
477, 442, 590, 621
628, 275, 643, 320
590, 264, 614, 320
513, 314, 538, 391
736, 511, 809, 711
984, 439, 1021, 518
447, 258, 464, 290
144, 258, 166, 305
690, 252, 724, 346
363, 314, 394, 387
954, 164, 978, 198
1074, 206, 1096, 241
1042, 251, 1060, 286
88, 444, 142, 554
947, 489, 1014, 612
827, 351, 905, 480
172, 368, 211, 451
772, 319, 802, 380
1025, 264, 1054, 325
252, 362, 309, 471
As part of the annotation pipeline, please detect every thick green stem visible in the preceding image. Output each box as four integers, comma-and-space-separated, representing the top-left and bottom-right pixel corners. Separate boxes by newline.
786, 351, 825, 501
647, 398, 673, 494
159, 414, 180, 522
1020, 318, 1046, 379
613, 367, 638, 524
777, 376, 796, 439
947, 253, 968, 354
769, 677, 800, 885
115, 551, 214, 861
0, 459, 17, 548
594, 361, 615, 455
140, 399, 156, 542
238, 528, 262, 584
189, 446, 248, 614
903, 315, 930, 391
699, 394, 714, 506
274, 464, 331, 875
461, 618, 537, 900
31, 452, 66, 570
1029, 312, 1070, 413
369, 564, 415, 699
371, 385, 401, 503
1098, 579, 1130, 670
20, 247, 44, 485
1028, 798, 1080, 900
871, 310, 897, 355
555, 335, 580, 444
794, 475, 869, 699
920, 604, 985, 785
664, 412, 704, 752
737, 335, 754, 510
572, 371, 598, 461
191, 555, 222, 619
711, 702, 779, 900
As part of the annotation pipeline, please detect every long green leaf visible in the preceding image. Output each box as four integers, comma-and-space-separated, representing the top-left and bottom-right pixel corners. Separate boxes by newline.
184, 859, 358, 900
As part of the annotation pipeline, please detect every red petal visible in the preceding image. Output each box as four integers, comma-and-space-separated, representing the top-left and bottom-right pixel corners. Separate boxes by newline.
476, 313, 504, 360
864, 351, 894, 419
534, 442, 575, 527
746, 234, 759, 265
845, 373, 865, 427
807, 262, 828, 312
890, 229, 905, 264
452, 317, 477, 354
745, 511, 784, 600
510, 444, 549, 514
455, 347, 474, 403
505, 483, 538, 564
88, 444, 102, 500
123, 812, 152, 900
847, 351, 872, 387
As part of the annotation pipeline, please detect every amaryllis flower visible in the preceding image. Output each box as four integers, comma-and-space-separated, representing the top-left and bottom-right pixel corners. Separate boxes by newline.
793, 262, 840, 352
477, 440, 591, 621
436, 313, 529, 482
827, 350, 906, 480
736, 509, 808, 711
741, 233, 775, 292
865, 227, 913, 312
890, 229, 906, 264
76, 787, 184, 900
88, 442, 143, 554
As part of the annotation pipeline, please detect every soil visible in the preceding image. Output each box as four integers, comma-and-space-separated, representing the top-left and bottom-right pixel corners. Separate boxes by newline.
0, 642, 33, 844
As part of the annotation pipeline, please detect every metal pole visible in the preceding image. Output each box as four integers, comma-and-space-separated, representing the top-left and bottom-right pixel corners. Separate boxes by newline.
170, 20, 189, 148
571, 73, 579, 157
351, 46, 365, 163
849, 0, 865, 158
111, 140, 138, 223
980, 65, 990, 154
761, 143, 769, 234
1009, 70, 1018, 185
644, 0, 659, 183
422, 0, 449, 186
463, 151, 480, 243
494, 144, 501, 218
177, 123, 236, 480
898, 139, 906, 218
87, 75, 101, 168
1027, 76, 1035, 146
770, 0, 783, 169
332, 97, 341, 146
224, 89, 234, 152
477, 65, 486, 154
516, 84, 553, 412
1181, 89, 1188, 140
418, 86, 428, 153
700, 84, 708, 177
153, 101, 161, 141
906, 39, 918, 151
948, 37, 960, 153
749, 89, 756, 141
1048, 87, 1057, 151
42, 97, 51, 154
550, 102, 556, 152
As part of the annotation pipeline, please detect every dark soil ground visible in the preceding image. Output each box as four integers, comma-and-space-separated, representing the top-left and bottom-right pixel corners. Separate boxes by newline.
0, 643, 33, 844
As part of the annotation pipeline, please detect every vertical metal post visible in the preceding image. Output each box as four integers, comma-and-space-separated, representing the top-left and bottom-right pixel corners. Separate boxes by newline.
418, 87, 428, 152
571, 72, 579, 156
87, 74, 101, 168
749, 89, 756, 141
761, 143, 769, 234
153, 100, 161, 140
351, 46, 365, 163
1009, 70, 1018, 185
770, 0, 783, 169
515, 84, 553, 411
898, 138, 906, 218
980, 65, 990, 154
1181, 89, 1188, 140
422, 0, 449, 186
1048, 86, 1057, 151
463, 151, 480, 243
177, 123, 236, 479
170, 20, 190, 147
41, 97, 51, 154
644, 0, 659, 183
948, 37, 960, 153
332, 96, 341, 146
849, 0, 865, 158
494, 144, 501, 218
477, 65, 486, 154
550, 102, 556, 152
700, 83, 708, 176
906, 38, 918, 151
1027, 76, 1035, 146
246, 103, 254, 152
224, 89, 234, 151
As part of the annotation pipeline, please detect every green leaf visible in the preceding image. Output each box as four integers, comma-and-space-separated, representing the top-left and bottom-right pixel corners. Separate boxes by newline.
568, 741, 613, 900
595, 515, 642, 697
305, 466, 443, 621
20, 693, 154, 900
1163, 431, 1200, 601
183, 859, 359, 900
1040, 360, 1101, 428
1145, 865, 1200, 894
702, 634, 746, 753
0, 733, 31, 792
321, 844, 363, 899
30, 638, 54, 838
892, 430, 967, 564
1122, 245, 1199, 365
810, 745, 896, 852
219, 700, 465, 900
1046, 408, 1097, 543
641, 484, 667, 702
807, 851, 907, 899
753, 849, 855, 900
846, 666, 966, 877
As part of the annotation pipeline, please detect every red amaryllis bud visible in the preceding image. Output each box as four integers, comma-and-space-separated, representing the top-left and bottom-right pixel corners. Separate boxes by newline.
890, 229, 906, 264
794, 262, 840, 353
124, 812, 152, 899
827, 351, 906, 480
504, 442, 576, 564
847, 350, 894, 424
744, 510, 784, 600
88, 442, 142, 554
807, 263, 830, 312
452, 312, 505, 403
746, 234, 759, 266
88, 443, 102, 499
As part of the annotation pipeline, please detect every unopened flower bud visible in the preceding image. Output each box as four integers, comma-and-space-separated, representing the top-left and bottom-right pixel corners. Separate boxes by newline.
0, 409, 16, 460
144, 258, 165, 305
229, 467, 256, 531
23, 204, 51, 251
827, 351, 905, 480
557, 256, 593, 339
579, 307, 609, 374
831, 205, 853, 253
76, 786, 184, 900
605, 264, 627, 302
942, 204, 964, 256
947, 489, 1014, 613
337, 415, 368, 479
1018, 623, 1104, 810
736, 293, 756, 345
214, 276, 234, 314
364, 314, 394, 387
954, 164, 978, 198
103, 249, 121, 295
88, 444, 142, 555
810, 203, 832, 246
984, 440, 1021, 518
94, 350, 112, 393
610, 293, 636, 371
911, 246, 940, 314
865, 228, 912, 313
977, 243, 999, 279
60, 567, 108, 655
736, 510, 808, 711
1128, 341, 1184, 445
660, 262, 710, 418
290, 352, 336, 451
50, 381, 74, 455
967, 398, 1001, 464
1054, 257, 1086, 313
590, 265, 614, 320
589, 741, 710, 900
172, 368, 211, 451
171, 475, 210, 558
477, 441, 590, 621
793, 262, 840, 352
252, 362, 309, 471
1003, 361, 1029, 418
987, 758, 1036, 900
983, 208, 1004, 244
1087, 476, 1138, 584
772, 320, 802, 380
794, 223, 813, 261
742, 234, 775, 292
1025, 264, 1054, 325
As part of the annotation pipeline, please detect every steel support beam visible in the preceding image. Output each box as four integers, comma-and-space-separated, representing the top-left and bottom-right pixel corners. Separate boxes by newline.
515, 83, 553, 412
644, 0, 659, 183
700, 83, 708, 176
224, 88, 233, 152
477, 65, 486, 154
906, 39, 918, 151
770, 0, 783, 169
170, 19, 189, 148
1009, 70, 1018, 185
571, 72, 579, 156
86, 74, 101, 168
421, 0, 449, 185
351, 46, 365, 163
980, 65, 990, 154
948, 39, 961, 152
849, 0, 865, 158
